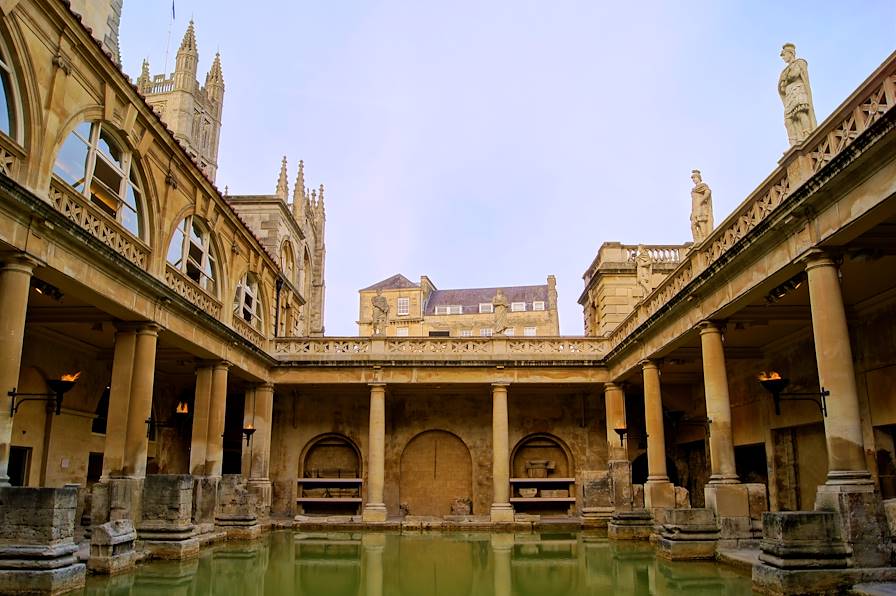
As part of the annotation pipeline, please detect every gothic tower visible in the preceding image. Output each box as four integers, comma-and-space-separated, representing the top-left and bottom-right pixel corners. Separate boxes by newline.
136, 21, 224, 182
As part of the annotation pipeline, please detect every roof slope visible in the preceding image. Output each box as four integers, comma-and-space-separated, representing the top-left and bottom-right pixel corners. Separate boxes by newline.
425, 285, 547, 315
361, 274, 419, 292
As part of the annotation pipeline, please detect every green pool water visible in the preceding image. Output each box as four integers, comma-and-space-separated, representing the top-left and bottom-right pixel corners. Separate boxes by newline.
82, 531, 753, 595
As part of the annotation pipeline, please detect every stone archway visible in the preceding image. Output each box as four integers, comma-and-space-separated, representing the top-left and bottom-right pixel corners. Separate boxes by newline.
399, 430, 472, 517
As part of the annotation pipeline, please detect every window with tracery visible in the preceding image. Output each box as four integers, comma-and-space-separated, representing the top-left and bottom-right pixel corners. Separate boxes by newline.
0, 38, 18, 139
234, 273, 262, 329
53, 122, 144, 237
167, 216, 217, 294
281, 241, 296, 284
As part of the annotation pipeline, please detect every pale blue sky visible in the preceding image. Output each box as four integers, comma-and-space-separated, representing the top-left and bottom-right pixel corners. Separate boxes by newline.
119, 1, 895, 336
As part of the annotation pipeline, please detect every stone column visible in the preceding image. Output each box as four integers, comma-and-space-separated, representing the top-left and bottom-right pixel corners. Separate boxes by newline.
642, 360, 674, 509
204, 361, 230, 477
244, 382, 274, 518
490, 383, 514, 522
698, 321, 738, 484
189, 364, 213, 476
122, 324, 159, 478
604, 382, 633, 512
363, 533, 385, 596
101, 327, 136, 479
0, 255, 37, 486
362, 383, 387, 522
804, 251, 885, 567
804, 252, 868, 483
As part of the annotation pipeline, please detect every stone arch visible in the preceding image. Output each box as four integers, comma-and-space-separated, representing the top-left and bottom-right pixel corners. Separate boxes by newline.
399, 430, 472, 517
300, 433, 362, 479
511, 433, 574, 479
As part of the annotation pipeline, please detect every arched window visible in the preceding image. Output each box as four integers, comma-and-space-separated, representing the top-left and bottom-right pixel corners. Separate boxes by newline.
52, 122, 143, 237
0, 35, 20, 141
234, 272, 262, 329
280, 241, 296, 284
167, 216, 217, 294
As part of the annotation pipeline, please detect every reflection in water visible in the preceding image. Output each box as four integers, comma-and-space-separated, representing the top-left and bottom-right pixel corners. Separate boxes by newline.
82, 530, 753, 595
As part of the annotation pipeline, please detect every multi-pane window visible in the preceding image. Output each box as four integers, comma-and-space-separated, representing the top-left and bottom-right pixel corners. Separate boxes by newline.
397, 297, 410, 316
524, 327, 537, 336
435, 305, 462, 315
53, 122, 143, 237
461, 330, 472, 337
480, 328, 493, 337
395, 326, 409, 337
0, 40, 17, 139
234, 273, 262, 330
504, 328, 515, 336
479, 303, 494, 313
511, 302, 526, 312
533, 301, 545, 311
167, 216, 217, 294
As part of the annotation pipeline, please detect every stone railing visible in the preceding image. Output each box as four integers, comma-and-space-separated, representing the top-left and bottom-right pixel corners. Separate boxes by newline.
49, 178, 150, 270
273, 336, 608, 362
624, 245, 688, 264
164, 264, 222, 319
231, 315, 267, 349
605, 52, 896, 353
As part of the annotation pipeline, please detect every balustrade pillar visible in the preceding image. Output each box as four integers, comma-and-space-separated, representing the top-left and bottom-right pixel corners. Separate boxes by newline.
122, 324, 160, 478
0, 255, 38, 486
189, 364, 214, 475
698, 321, 738, 484
805, 252, 870, 484
642, 360, 675, 509
362, 383, 387, 522
243, 382, 274, 481
204, 361, 230, 477
604, 382, 627, 462
490, 383, 514, 522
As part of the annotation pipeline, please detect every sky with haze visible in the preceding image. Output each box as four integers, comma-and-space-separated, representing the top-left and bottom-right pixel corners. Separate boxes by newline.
118, 1, 895, 336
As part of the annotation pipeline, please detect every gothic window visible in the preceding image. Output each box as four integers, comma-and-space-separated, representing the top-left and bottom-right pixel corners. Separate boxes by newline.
0, 36, 19, 140
167, 216, 217, 294
234, 273, 262, 329
52, 122, 144, 237
280, 241, 296, 284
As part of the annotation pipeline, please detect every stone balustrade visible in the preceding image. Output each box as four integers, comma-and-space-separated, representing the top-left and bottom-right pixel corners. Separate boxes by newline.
273, 336, 609, 362
604, 55, 896, 354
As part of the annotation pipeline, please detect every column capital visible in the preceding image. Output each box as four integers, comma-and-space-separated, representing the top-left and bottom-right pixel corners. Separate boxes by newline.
212, 360, 232, 371
801, 248, 839, 272
115, 321, 161, 334
697, 320, 722, 335
491, 382, 510, 389
368, 382, 386, 389
0, 252, 42, 272
639, 359, 660, 371
604, 381, 624, 393
256, 381, 275, 391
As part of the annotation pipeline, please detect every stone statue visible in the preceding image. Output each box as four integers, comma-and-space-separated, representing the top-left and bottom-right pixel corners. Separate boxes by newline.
635, 245, 653, 298
778, 43, 817, 146
371, 289, 389, 336
690, 169, 714, 244
492, 289, 508, 334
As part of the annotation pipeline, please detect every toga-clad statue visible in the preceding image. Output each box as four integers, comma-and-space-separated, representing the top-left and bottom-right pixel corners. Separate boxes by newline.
492, 289, 508, 334
635, 245, 653, 298
371, 289, 389, 336
690, 169, 714, 244
778, 43, 817, 146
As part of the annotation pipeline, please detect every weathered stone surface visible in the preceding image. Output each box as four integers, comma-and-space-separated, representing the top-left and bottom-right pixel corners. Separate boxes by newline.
0, 487, 85, 594
656, 508, 720, 560
815, 483, 889, 568
88, 519, 137, 575
138, 475, 199, 560
216, 475, 261, 540
674, 486, 690, 509
758, 511, 851, 570
608, 509, 654, 541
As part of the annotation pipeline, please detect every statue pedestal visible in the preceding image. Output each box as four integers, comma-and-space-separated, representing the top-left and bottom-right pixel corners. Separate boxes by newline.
656, 508, 719, 561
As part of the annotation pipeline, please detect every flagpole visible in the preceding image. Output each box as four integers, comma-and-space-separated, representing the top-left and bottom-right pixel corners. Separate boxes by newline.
163, 1, 175, 76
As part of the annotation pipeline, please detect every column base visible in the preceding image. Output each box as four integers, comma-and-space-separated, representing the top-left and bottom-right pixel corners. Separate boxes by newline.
656, 508, 720, 561
644, 480, 675, 510
708, 474, 740, 484
815, 481, 888, 568
490, 503, 515, 523
608, 460, 634, 511
362, 503, 388, 523
705, 482, 761, 546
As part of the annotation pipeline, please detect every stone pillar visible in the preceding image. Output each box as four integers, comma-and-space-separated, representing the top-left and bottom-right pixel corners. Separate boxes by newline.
244, 382, 274, 519
642, 360, 675, 509
805, 251, 886, 567
805, 252, 869, 483
189, 364, 213, 476
204, 361, 230, 477
0, 255, 37, 486
490, 383, 514, 523
101, 327, 136, 479
698, 321, 738, 484
604, 382, 633, 512
362, 383, 387, 522
123, 324, 159, 478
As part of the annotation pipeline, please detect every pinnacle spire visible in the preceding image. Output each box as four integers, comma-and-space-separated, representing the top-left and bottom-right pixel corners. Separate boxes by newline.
137, 58, 151, 93
275, 156, 289, 201
292, 160, 305, 219
207, 52, 224, 84
318, 184, 325, 209
179, 20, 197, 54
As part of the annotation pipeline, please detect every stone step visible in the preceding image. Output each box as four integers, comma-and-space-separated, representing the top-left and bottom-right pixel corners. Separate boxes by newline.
851, 583, 896, 595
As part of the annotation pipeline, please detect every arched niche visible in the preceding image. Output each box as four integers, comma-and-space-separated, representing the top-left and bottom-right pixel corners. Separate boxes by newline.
300, 433, 362, 479
511, 433, 573, 479
399, 430, 472, 517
